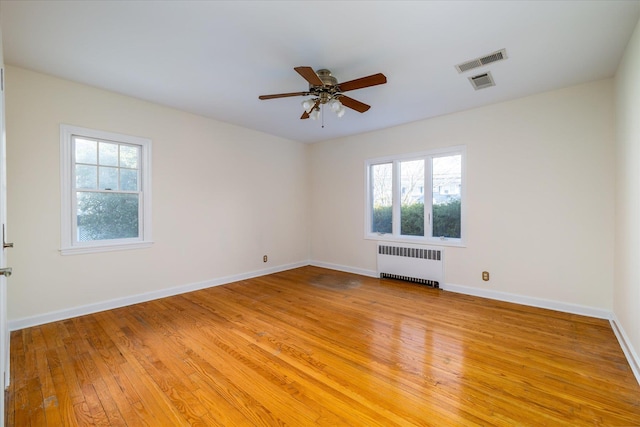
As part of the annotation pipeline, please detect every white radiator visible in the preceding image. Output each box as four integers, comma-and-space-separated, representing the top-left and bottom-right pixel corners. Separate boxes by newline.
377, 242, 444, 288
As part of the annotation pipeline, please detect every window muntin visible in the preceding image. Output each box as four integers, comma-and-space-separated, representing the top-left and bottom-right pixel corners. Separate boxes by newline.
61, 125, 152, 254
366, 147, 465, 246
74, 137, 142, 242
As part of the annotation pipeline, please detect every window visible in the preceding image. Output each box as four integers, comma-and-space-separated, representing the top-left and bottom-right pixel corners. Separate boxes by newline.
365, 146, 465, 246
60, 125, 152, 254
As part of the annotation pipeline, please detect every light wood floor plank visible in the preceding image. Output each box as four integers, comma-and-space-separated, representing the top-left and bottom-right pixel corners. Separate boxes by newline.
196, 287, 479, 425
6, 266, 640, 426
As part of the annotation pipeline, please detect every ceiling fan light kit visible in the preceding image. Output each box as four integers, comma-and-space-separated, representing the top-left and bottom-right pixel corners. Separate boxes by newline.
328, 99, 346, 117
259, 67, 387, 121
309, 107, 321, 121
301, 98, 316, 112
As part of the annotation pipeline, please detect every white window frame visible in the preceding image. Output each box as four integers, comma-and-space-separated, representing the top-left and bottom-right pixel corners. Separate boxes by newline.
60, 124, 153, 255
364, 145, 466, 247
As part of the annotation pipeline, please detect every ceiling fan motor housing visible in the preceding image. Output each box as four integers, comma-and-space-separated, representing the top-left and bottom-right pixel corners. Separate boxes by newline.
310, 69, 339, 104
315, 69, 338, 87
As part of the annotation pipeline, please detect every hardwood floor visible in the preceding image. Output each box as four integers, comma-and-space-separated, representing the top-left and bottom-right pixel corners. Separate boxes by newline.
6, 266, 640, 426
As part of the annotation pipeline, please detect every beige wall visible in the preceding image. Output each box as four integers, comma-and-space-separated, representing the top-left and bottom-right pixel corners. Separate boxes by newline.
4, 63, 621, 325
615, 18, 640, 364
5, 66, 310, 322
310, 79, 615, 310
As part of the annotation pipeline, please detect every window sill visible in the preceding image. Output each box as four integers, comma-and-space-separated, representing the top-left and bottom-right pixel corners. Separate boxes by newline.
60, 241, 154, 256
365, 234, 466, 248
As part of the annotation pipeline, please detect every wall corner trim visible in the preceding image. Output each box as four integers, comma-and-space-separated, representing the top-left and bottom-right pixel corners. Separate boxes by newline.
610, 313, 640, 386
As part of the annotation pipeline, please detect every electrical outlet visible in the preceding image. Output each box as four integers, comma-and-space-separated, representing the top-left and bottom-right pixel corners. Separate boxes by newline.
482, 271, 490, 281
263, 255, 268, 263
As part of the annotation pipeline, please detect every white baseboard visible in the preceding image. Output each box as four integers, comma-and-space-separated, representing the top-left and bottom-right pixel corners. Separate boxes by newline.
443, 282, 611, 319
309, 260, 378, 278
610, 313, 640, 385
8, 260, 309, 331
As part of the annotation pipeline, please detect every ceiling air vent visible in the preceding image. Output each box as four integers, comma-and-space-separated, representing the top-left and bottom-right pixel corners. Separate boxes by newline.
469, 71, 495, 90
456, 49, 507, 73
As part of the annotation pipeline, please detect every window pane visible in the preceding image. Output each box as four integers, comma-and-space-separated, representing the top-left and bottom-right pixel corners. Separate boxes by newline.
75, 138, 97, 164
120, 145, 139, 169
76, 165, 97, 189
99, 142, 118, 166
76, 192, 139, 241
99, 166, 118, 190
371, 163, 392, 233
432, 154, 462, 238
400, 159, 425, 236
120, 169, 138, 191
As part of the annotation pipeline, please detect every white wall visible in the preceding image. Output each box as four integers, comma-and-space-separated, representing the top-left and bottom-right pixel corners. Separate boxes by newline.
5, 66, 310, 324
614, 17, 640, 373
310, 79, 615, 312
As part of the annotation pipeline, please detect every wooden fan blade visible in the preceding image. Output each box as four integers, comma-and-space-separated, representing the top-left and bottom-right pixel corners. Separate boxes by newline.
338, 95, 371, 113
338, 73, 387, 92
294, 66, 323, 86
259, 91, 308, 100
301, 100, 320, 119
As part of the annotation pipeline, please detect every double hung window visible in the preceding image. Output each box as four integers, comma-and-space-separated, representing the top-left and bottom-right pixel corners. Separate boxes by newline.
366, 146, 465, 246
60, 125, 152, 254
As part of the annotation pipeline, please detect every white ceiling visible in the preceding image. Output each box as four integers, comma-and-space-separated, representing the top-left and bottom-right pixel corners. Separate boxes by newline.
1, 1, 639, 144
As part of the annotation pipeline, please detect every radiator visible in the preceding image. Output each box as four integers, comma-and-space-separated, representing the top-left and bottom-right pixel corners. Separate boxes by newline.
377, 242, 444, 288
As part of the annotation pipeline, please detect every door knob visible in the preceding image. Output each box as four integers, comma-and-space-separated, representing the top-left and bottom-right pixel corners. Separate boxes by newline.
0, 268, 11, 277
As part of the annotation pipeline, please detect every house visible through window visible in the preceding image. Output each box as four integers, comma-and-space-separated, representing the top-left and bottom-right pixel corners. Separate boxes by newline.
60, 125, 152, 254
365, 146, 465, 246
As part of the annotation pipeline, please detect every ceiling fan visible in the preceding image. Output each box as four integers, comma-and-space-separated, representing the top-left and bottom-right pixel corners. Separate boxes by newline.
259, 67, 387, 120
